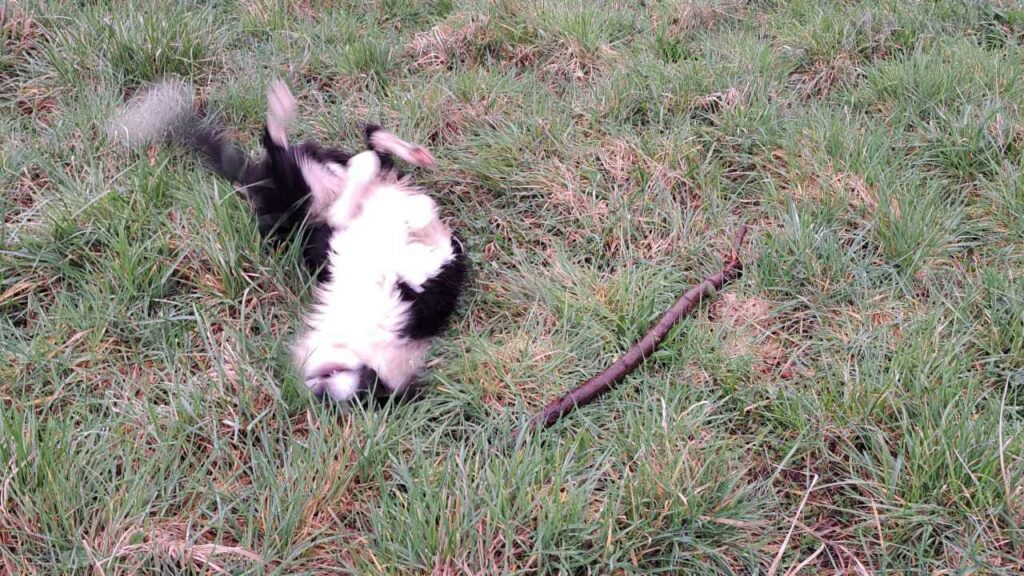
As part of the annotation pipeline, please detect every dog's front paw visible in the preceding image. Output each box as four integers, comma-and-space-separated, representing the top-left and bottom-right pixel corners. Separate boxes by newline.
403, 194, 437, 230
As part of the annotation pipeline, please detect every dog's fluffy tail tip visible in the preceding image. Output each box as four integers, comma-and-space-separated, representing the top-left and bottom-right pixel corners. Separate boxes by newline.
107, 77, 195, 148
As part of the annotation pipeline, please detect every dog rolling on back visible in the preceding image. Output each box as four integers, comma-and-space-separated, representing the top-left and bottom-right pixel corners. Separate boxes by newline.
109, 78, 468, 402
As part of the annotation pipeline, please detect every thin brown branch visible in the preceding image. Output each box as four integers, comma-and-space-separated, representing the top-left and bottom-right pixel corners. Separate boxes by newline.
521, 225, 749, 433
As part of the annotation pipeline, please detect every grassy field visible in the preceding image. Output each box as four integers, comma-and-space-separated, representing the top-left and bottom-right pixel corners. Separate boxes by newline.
3, 0, 1024, 573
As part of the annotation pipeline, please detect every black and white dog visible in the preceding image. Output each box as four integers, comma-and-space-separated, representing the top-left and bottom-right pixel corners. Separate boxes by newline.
109, 78, 468, 403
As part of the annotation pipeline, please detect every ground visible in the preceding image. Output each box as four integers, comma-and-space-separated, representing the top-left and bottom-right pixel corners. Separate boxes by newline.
2, 0, 1023, 573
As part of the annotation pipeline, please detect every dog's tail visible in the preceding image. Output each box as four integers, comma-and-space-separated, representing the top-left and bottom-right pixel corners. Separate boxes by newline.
107, 78, 248, 184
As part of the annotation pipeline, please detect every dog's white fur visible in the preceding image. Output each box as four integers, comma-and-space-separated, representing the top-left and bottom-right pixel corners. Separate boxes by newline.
268, 85, 458, 401
293, 176, 453, 400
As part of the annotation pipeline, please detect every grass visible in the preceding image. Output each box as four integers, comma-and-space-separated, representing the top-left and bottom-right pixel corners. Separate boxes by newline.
2, 0, 1023, 573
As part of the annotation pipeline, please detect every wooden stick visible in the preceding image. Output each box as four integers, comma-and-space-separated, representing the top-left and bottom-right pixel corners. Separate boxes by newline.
522, 225, 749, 433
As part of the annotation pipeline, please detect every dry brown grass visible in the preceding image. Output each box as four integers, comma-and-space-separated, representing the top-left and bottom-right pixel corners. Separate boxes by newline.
689, 86, 744, 119
112, 523, 265, 574
596, 138, 639, 185
535, 158, 608, 228
781, 140, 879, 216
6, 167, 48, 224
407, 13, 491, 70
787, 167, 877, 212
539, 43, 616, 86
651, 0, 746, 38
471, 308, 563, 409
1, 6, 56, 126
988, 112, 1024, 158
1, 1, 39, 60
500, 43, 541, 70
239, 0, 317, 22
430, 96, 495, 144
711, 294, 786, 375
788, 53, 863, 100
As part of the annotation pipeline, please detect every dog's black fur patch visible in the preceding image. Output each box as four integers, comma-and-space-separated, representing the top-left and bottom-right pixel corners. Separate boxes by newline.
396, 236, 468, 340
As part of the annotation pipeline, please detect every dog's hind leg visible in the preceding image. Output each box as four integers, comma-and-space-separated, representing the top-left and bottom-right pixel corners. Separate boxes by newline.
266, 79, 298, 148
364, 124, 436, 170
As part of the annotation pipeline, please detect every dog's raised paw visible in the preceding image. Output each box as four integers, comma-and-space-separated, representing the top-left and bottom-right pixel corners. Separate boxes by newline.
266, 80, 298, 146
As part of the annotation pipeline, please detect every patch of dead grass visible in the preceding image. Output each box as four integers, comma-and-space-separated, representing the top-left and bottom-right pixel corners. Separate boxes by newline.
596, 138, 638, 185
485, 333, 563, 409
537, 158, 608, 227
539, 43, 616, 86
501, 44, 541, 71
651, 0, 745, 38
788, 53, 862, 100
521, 136, 704, 262
240, 0, 317, 22
1, 2, 39, 64
407, 13, 490, 70
988, 113, 1024, 159
113, 522, 265, 574
594, 133, 700, 197
831, 171, 876, 212
711, 293, 786, 375
781, 143, 878, 215
5, 167, 49, 224
644, 139, 702, 203
830, 303, 905, 349
688, 86, 744, 121
426, 96, 495, 144
0, 511, 46, 562
11, 85, 57, 124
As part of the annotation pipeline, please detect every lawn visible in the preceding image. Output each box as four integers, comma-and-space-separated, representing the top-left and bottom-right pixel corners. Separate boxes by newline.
2, 0, 1024, 573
